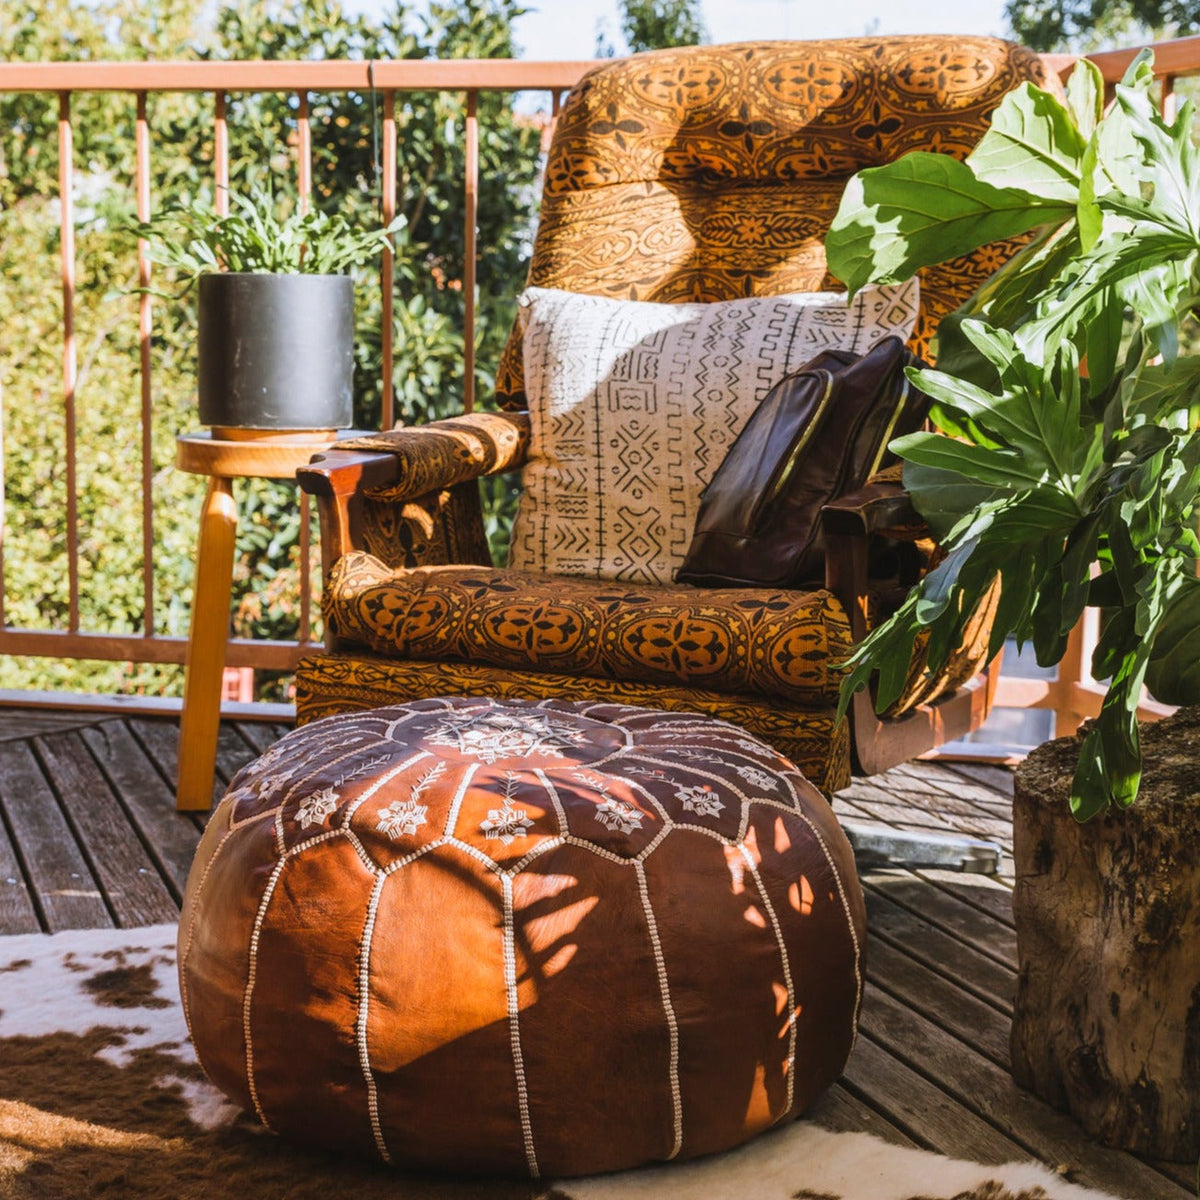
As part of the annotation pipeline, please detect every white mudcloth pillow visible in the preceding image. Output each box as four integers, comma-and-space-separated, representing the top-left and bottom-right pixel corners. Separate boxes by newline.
509, 281, 920, 584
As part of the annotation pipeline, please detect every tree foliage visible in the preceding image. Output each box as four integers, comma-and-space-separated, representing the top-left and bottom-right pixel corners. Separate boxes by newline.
596, 0, 708, 56
0, 0, 541, 697
1006, 0, 1200, 50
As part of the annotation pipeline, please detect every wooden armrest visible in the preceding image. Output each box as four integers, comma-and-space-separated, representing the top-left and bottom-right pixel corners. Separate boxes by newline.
820, 481, 922, 538
297, 450, 401, 570
296, 449, 401, 500
823, 482, 925, 643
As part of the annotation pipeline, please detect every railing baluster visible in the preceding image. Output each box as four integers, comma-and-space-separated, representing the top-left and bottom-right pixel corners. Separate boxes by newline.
136, 91, 155, 640
58, 92, 80, 634
214, 90, 229, 214
463, 90, 478, 414
297, 89, 311, 211
382, 89, 396, 432
1161, 72, 1178, 120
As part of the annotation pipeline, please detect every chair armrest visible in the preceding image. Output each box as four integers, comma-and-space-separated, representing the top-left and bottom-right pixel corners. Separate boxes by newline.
297, 448, 401, 499
821, 481, 926, 643
332, 410, 531, 503
297, 450, 403, 570
819, 481, 923, 539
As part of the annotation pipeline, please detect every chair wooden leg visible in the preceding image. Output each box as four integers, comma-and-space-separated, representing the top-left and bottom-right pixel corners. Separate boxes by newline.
177, 477, 238, 811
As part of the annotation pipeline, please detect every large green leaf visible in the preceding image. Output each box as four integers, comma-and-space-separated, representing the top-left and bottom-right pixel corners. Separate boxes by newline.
1113, 79, 1200, 240
826, 154, 1075, 294
1145, 575, 1200, 705
892, 429, 1052, 489
1021, 228, 1193, 355
968, 82, 1086, 204
930, 224, 1081, 389
1066, 56, 1104, 141
1130, 356, 1200, 424
900, 462, 1006, 543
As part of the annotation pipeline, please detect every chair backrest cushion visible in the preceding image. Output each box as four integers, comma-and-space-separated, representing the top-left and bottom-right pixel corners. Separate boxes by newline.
509, 282, 919, 584
494, 36, 1056, 409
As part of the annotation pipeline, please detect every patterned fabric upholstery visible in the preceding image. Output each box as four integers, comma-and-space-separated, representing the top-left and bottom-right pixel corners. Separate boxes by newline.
292, 657, 852, 794
495, 37, 1056, 407
323, 551, 852, 708
340, 411, 531, 505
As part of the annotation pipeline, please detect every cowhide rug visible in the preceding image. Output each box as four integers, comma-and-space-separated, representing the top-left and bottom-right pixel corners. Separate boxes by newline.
0, 925, 1125, 1200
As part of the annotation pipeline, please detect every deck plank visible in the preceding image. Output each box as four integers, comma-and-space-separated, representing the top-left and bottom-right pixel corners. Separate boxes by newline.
80, 720, 203, 903
867, 873, 1020, 967
864, 937, 1012, 1068
863, 884, 1016, 1013
862, 987, 1190, 1199
842, 1033, 1028, 1164
0, 739, 111, 930
34, 730, 179, 928
0, 802, 40, 934
805, 1081, 919, 1148
236, 721, 286, 756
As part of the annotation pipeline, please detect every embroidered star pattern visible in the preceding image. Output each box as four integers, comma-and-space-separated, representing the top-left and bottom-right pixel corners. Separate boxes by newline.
595, 797, 644, 835
675, 784, 724, 818
376, 799, 429, 840
295, 787, 339, 830
480, 803, 535, 846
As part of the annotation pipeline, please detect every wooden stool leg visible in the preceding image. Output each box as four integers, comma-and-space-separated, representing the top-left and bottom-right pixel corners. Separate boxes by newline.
177, 477, 238, 811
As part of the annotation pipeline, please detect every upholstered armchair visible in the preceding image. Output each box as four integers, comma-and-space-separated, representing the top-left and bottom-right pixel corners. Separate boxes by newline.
296, 37, 1054, 794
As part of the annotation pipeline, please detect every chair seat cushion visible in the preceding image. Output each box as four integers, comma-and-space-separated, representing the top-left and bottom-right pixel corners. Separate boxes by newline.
324, 551, 853, 708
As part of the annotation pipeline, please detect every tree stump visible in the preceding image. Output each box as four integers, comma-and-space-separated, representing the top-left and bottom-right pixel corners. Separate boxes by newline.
1011, 705, 1200, 1161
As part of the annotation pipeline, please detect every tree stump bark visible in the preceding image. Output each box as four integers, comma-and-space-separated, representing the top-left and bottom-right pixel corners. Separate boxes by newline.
1011, 705, 1200, 1161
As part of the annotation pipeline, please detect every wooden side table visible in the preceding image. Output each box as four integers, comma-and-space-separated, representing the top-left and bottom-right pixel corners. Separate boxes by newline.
174, 428, 342, 811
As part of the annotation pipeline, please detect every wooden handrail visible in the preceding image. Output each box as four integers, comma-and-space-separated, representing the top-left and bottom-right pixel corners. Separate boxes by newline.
0, 59, 598, 92
1084, 34, 1200, 82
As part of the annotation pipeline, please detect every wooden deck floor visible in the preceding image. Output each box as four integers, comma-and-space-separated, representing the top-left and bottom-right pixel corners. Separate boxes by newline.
0, 706, 1190, 1199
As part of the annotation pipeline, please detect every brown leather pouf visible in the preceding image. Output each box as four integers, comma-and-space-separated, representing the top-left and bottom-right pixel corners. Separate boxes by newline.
179, 697, 865, 1178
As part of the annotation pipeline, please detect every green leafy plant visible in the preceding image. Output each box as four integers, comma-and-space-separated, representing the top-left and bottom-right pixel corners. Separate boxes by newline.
827, 50, 1200, 818
134, 185, 405, 287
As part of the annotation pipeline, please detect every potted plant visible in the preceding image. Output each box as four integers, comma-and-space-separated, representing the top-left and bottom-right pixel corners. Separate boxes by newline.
825, 51, 1200, 1159
137, 187, 403, 433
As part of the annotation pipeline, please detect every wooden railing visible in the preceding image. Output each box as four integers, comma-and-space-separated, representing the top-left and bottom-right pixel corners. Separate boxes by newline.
0, 58, 596, 681
1, 41, 1197, 731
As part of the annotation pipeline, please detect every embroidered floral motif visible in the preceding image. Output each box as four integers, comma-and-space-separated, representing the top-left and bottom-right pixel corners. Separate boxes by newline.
730, 737, 770, 757
480, 805, 535, 845
595, 797, 644, 835
734, 764, 777, 791
258, 768, 297, 794
428, 709, 585, 764
295, 787, 339, 830
671, 748, 723, 764
675, 784, 724, 818
478, 771, 536, 845
376, 799, 429, 840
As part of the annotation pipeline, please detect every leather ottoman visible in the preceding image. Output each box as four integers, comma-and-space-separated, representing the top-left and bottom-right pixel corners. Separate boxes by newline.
179, 696, 866, 1178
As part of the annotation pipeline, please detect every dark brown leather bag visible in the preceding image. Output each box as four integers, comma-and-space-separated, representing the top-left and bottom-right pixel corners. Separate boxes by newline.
676, 336, 929, 588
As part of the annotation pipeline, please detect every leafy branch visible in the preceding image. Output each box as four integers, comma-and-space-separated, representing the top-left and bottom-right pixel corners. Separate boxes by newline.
828, 51, 1200, 818
133, 184, 406, 290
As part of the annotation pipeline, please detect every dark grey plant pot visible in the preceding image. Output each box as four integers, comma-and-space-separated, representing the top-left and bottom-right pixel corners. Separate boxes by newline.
197, 273, 354, 430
